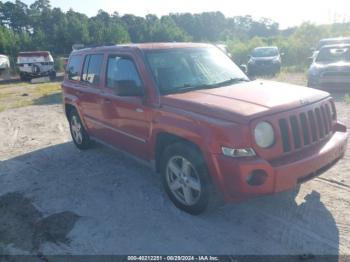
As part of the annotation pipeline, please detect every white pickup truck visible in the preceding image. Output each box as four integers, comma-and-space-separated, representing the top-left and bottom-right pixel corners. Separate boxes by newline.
17, 51, 56, 81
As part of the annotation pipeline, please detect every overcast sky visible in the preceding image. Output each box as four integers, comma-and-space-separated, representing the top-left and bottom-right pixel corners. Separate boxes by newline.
18, 0, 350, 29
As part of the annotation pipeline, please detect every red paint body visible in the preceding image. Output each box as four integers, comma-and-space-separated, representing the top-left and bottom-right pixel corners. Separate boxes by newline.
62, 43, 348, 202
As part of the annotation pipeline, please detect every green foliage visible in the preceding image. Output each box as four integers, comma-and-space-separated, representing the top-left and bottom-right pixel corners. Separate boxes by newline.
226, 37, 266, 65
344, 94, 350, 104
54, 57, 65, 72
0, 0, 349, 73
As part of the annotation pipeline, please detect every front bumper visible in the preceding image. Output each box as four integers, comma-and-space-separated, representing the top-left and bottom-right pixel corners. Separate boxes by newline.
206, 123, 348, 202
248, 62, 280, 75
20, 70, 54, 78
308, 74, 350, 90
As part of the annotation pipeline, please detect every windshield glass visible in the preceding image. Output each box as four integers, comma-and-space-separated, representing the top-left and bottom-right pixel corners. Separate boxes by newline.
252, 47, 278, 57
317, 39, 350, 50
145, 47, 248, 94
316, 47, 350, 63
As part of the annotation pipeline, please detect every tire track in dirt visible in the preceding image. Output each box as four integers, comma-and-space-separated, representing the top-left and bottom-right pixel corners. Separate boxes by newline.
316, 177, 350, 191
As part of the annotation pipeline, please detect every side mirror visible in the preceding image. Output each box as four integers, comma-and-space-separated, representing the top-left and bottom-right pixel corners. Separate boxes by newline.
239, 64, 248, 74
114, 80, 143, 96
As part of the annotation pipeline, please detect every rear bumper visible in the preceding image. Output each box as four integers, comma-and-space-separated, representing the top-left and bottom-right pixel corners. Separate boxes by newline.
206, 123, 348, 202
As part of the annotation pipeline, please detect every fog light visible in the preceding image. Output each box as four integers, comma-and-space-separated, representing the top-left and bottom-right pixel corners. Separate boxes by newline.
246, 170, 268, 186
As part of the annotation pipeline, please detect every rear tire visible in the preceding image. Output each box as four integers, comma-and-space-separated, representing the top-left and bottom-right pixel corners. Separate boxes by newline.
69, 109, 91, 150
160, 142, 218, 215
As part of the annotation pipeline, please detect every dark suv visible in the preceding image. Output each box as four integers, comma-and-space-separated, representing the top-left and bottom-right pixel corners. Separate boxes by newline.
62, 43, 347, 214
247, 46, 282, 76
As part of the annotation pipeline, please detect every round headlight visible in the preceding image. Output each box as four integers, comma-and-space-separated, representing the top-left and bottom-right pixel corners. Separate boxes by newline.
254, 121, 275, 148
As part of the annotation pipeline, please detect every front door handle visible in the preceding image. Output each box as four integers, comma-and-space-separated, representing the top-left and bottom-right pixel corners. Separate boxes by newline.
135, 108, 144, 113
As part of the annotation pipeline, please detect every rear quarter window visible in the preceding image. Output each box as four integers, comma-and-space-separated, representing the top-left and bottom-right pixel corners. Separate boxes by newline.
67, 55, 82, 81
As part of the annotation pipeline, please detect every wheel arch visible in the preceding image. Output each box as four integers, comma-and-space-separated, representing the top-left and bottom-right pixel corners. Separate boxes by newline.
64, 103, 76, 119
64, 102, 88, 130
154, 132, 205, 173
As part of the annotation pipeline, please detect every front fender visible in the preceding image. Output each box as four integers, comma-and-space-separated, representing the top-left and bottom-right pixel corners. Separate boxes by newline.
149, 106, 251, 157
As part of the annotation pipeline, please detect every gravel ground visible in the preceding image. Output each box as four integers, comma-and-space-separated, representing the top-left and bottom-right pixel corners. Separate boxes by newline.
0, 92, 349, 256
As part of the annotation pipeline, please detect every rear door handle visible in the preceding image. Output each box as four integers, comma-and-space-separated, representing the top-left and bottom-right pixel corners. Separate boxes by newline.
135, 108, 144, 113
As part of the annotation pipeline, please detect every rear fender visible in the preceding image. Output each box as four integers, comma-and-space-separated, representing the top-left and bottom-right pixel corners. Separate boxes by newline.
63, 94, 87, 129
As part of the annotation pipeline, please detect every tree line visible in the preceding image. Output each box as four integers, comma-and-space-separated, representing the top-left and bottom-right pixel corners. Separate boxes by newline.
1, 0, 350, 70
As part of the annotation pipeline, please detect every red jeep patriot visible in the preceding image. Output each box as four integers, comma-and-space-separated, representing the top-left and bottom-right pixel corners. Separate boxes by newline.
62, 43, 348, 214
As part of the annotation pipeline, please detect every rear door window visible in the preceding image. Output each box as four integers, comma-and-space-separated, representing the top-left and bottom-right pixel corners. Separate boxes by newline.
81, 54, 104, 85
67, 55, 82, 81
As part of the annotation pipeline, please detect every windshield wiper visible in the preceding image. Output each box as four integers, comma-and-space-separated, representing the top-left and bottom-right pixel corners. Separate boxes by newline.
163, 78, 249, 95
163, 84, 201, 94
194, 78, 249, 90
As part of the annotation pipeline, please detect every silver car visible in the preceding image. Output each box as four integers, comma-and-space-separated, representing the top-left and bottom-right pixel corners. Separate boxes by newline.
308, 44, 350, 89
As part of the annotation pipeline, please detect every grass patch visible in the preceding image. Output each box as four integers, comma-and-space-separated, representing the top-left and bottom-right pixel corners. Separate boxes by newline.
0, 92, 12, 99
0, 81, 62, 112
273, 71, 308, 86
35, 82, 61, 94
0, 82, 28, 89
281, 65, 308, 74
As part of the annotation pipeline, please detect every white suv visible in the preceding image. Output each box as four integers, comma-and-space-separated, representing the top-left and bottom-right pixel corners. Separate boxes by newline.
17, 51, 56, 81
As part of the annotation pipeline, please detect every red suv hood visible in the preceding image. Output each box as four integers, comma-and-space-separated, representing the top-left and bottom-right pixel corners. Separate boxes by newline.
161, 80, 330, 124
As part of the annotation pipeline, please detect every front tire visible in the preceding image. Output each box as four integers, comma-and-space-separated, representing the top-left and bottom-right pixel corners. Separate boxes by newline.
69, 110, 91, 150
160, 143, 214, 215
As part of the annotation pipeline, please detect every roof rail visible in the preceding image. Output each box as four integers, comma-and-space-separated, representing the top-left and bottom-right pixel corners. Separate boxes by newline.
72, 43, 117, 51
72, 44, 85, 51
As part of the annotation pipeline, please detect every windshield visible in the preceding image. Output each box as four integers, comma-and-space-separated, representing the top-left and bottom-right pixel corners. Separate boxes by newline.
145, 47, 248, 94
252, 47, 278, 57
316, 47, 350, 63
317, 39, 350, 50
